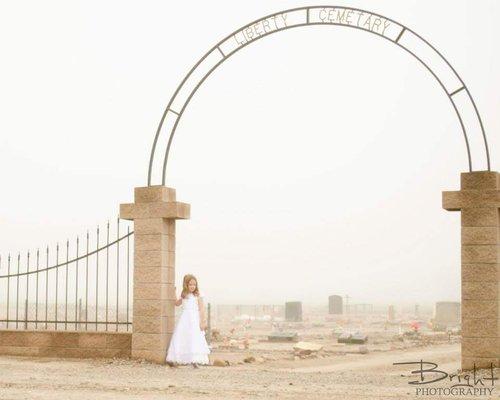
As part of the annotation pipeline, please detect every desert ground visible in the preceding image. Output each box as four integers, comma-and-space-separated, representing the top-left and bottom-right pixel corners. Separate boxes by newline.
1, 343, 498, 400
0, 312, 498, 400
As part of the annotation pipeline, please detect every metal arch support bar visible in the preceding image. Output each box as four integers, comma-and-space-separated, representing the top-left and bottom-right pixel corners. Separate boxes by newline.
147, 5, 491, 186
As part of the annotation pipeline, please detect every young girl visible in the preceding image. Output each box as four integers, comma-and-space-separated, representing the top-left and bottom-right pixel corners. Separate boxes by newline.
166, 274, 211, 368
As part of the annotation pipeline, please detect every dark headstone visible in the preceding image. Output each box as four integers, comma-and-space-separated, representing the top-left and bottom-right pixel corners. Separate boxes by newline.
328, 295, 343, 314
285, 301, 302, 322
337, 331, 368, 344
337, 332, 352, 343
268, 332, 299, 342
350, 332, 368, 344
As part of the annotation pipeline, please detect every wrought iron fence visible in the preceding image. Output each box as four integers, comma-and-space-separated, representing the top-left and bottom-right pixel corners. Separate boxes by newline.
0, 218, 134, 332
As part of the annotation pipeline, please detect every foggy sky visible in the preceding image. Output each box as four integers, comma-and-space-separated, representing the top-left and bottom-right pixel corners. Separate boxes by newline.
0, 0, 499, 306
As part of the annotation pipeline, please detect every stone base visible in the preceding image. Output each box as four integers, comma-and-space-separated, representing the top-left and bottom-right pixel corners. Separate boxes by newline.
131, 348, 168, 364
0, 329, 131, 359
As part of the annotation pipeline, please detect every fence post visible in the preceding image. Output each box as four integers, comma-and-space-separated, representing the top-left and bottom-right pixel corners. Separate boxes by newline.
24, 298, 28, 329
78, 298, 82, 330
120, 186, 190, 364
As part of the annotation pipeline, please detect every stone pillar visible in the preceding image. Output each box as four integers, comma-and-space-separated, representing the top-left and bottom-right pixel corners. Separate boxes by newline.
119, 186, 190, 364
442, 171, 499, 370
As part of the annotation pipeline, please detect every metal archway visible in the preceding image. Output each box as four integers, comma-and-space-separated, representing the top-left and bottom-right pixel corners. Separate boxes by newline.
147, 5, 491, 186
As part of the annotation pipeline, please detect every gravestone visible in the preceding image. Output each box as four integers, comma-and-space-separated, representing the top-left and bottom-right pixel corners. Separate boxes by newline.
285, 301, 302, 322
328, 295, 343, 314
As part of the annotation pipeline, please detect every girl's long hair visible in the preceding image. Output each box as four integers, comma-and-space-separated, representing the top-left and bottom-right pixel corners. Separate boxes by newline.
181, 274, 200, 298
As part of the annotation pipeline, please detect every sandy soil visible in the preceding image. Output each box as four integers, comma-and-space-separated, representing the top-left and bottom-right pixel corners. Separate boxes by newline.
0, 343, 497, 400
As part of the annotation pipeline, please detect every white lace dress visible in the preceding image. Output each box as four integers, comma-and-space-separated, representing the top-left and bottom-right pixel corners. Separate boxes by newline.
166, 293, 210, 364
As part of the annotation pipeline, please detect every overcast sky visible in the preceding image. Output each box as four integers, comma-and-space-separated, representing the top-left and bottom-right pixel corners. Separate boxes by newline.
0, 0, 498, 307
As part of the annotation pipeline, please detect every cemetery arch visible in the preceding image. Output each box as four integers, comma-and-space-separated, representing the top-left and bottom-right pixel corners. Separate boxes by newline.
146, 5, 491, 186
120, 6, 499, 370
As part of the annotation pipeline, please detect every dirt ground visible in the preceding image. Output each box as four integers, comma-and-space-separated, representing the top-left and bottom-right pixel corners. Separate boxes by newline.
0, 343, 497, 400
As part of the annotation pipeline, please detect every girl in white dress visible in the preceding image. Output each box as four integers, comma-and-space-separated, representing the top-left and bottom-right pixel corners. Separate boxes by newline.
166, 274, 211, 368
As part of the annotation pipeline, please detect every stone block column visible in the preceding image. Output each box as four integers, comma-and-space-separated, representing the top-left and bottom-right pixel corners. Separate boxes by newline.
442, 171, 500, 370
119, 186, 190, 364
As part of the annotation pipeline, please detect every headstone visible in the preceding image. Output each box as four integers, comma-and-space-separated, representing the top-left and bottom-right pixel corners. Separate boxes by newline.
268, 332, 298, 342
337, 331, 368, 344
350, 332, 368, 344
285, 301, 302, 322
328, 295, 343, 314
337, 332, 352, 343
433, 301, 460, 330
388, 304, 395, 321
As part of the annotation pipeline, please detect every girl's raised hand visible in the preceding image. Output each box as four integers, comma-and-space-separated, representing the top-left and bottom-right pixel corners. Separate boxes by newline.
174, 286, 183, 306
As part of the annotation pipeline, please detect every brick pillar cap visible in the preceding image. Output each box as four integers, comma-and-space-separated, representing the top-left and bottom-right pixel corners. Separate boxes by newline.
119, 186, 190, 220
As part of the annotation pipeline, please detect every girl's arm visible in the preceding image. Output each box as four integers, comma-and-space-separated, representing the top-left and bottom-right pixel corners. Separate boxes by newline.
174, 286, 182, 306
198, 295, 207, 330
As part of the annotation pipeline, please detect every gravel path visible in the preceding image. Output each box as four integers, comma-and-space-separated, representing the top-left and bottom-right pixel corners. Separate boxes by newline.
0, 343, 497, 399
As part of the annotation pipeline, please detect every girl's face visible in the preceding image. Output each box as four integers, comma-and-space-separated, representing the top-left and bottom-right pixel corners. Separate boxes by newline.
188, 279, 197, 293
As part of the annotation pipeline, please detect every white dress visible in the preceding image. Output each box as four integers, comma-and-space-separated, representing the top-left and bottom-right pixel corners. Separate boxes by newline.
166, 293, 210, 364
